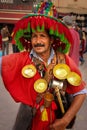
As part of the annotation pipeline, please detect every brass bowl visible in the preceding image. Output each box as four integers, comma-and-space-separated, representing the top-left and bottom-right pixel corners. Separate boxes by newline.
21, 64, 36, 78
67, 72, 82, 86
34, 78, 48, 93
53, 64, 70, 80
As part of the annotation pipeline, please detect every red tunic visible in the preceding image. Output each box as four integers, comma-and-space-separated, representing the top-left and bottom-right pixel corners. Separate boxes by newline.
2, 51, 41, 107
1, 51, 85, 130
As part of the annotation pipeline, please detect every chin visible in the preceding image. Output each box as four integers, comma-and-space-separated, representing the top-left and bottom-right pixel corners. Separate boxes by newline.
36, 51, 44, 54
35, 49, 45, 54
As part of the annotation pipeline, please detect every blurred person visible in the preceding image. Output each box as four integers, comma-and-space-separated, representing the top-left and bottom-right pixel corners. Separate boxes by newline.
0, 32, 2, 49
1, 24, 10, 55
12, 44, 20, 53
82, 31, 86, 53
62, 15, 80, 66
75, 24, 85, 65
79, 31, 85, 65
0, 32, 2, 57
0, 2, 87, 130
11, 32, 20, 53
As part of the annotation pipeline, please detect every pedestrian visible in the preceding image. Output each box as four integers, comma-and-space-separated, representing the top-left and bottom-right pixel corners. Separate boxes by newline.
79, 31, 86, 65
11, 32, 20, 53
12, 44, 20, 53
1, 24, 10, 55
0, 32, 2, 56
0, 2, 87, 130
62, 15, 80, 66
76, 24, 85, 65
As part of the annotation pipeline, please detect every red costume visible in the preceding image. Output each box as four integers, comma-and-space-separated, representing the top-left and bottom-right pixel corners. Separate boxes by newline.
1, 51, 85, 130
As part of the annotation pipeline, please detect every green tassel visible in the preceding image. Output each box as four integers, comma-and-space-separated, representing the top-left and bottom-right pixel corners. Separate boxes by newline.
14, 29, 24, 51
15, 29, 24, 39
24, 23, 30, 33
60, 34, 65, 42
32, 28, 36, 33
37, 25, 41, 32
36, 25, 45, 32
18, 41, 24, 51
40, 25, 45, 32
55, 30, 60, 37
63, 42, 70, 53
57, 33, 71, 53
49, 28, 54, 35
15, 39, 24, 51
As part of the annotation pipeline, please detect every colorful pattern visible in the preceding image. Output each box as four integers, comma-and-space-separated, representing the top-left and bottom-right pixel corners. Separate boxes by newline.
35, 1, 58, 18
12, 2, 73, 54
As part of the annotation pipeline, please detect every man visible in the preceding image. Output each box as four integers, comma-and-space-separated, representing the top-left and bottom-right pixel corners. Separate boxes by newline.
62, 15, 80, 66
0, 32, 2, 56
75, 24, 85, 65
1, 24, 10, 55
0, 2, 87, 130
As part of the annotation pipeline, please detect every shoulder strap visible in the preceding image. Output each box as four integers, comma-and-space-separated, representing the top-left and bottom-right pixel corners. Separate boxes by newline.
56, 52, 65, 64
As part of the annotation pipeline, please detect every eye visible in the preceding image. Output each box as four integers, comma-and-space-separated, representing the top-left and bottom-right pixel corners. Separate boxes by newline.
31, 34, 37, 38
41, 34, 45, 37
40, 34, 47, 38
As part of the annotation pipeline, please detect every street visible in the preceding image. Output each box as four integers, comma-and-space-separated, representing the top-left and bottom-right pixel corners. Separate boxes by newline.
0, 44, 87, 130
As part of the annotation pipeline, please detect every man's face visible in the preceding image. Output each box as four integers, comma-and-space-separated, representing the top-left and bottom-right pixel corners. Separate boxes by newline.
31, 31, 51, 54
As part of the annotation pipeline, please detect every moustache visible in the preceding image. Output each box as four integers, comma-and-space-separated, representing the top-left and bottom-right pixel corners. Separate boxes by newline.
34, 43, 45, 47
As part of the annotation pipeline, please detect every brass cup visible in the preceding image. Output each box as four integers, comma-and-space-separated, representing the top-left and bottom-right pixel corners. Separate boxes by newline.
44, 92, 54, 108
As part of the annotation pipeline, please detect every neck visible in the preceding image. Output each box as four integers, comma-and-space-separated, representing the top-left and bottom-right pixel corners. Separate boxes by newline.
37, 50, 51, 63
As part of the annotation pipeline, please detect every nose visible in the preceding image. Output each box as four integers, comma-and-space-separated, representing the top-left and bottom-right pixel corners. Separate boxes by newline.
36, 36, 41, 43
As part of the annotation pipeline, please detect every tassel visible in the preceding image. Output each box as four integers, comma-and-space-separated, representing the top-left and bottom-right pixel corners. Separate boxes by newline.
40, 108, 48, 121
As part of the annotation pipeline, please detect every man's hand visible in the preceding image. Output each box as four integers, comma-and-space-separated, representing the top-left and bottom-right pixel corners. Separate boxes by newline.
50, 94, 86, 130
49, 119, 67, 130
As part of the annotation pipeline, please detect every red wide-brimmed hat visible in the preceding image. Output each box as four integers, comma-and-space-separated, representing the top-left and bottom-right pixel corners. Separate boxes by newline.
12, 2, 73, 54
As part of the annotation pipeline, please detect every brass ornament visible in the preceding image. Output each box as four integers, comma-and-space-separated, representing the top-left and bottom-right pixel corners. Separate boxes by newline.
44, 92, 54, 108
21, 64, 36, 78
67, 72, 82, 86
34, 78, 48, 93
53, 64, 70, 80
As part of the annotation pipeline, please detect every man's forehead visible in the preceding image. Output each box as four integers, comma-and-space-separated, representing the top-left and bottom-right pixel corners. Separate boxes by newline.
32, 30, 49, 35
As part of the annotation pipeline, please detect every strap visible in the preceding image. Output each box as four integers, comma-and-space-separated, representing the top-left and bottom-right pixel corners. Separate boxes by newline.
32, 53, 65, 83
32, 56, 45, 77
56, 52, 65, 64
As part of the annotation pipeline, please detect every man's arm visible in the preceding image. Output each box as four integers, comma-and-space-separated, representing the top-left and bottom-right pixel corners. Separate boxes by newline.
50, 94, 86, 130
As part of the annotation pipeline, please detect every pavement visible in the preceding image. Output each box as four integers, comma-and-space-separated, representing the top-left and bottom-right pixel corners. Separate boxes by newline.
0, 43, 87, 130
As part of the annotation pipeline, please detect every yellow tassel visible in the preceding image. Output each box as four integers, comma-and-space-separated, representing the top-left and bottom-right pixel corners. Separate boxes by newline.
40, 108, 48, 121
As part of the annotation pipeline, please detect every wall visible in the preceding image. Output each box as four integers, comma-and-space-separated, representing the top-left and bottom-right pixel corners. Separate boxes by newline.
56, 0, 87, 14
0, 0, 33, 11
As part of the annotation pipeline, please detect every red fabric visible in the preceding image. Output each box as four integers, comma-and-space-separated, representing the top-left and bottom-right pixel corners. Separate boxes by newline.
69, 28, 80, 66
2, 52, 41, 107
32, 108, 55, 130
2, 52, 85, 105
32, 101, 57, 130
1, 52, 86, 130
